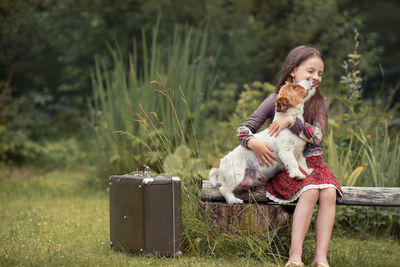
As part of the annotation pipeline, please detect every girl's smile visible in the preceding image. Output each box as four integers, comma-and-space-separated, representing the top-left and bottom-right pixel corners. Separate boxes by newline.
290, 56, 324, 88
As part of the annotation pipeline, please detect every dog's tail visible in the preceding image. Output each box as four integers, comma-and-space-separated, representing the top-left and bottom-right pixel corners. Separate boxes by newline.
209, 160, 220, 186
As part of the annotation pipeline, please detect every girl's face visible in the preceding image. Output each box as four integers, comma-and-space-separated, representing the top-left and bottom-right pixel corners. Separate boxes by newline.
290, 56, 324, 88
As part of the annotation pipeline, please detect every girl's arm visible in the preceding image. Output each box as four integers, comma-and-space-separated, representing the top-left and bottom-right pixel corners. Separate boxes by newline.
237, 93, 277, 166
237, 93, 276, 148
289, 119, 324, 145
288, 97, 328, 145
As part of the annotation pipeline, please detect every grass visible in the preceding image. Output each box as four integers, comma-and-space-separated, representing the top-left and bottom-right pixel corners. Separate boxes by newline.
0, 167, 271, 266
329, 236, 400, 267
1, 167, 399, 266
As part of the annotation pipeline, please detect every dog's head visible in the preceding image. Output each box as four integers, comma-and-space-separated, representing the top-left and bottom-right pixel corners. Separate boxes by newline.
275, 79, 315, 113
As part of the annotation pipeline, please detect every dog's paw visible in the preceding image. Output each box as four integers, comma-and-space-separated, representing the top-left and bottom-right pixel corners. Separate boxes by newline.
227, 197, 244, 204
303, 167, 314, 175
289, 169, 306, 180
294, 175, 306, 181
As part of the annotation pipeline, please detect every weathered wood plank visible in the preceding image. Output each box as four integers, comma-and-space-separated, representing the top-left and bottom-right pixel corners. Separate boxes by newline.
202, 180, 400, 207
336, 186, 400, 206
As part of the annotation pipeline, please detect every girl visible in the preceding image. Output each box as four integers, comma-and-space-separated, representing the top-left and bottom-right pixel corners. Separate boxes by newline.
236, 46, 343, 267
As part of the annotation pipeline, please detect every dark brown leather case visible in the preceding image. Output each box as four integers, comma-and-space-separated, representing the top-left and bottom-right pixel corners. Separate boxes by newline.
109, 172, 182, 256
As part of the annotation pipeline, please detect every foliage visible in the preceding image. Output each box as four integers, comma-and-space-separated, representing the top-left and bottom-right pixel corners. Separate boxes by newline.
325, 31, 400, 188
353, 124, 400, 187
325, 122, 400, 188
325, 131, 365, 186
204, 0, 363, 92
163, 145, 208, 180
200, 82, 239, 121
335, 206, 400, 238
342, 0, 400, 100
3, 0, 400, 165
234, 81, 275, 122
39, 138, 87, 169
0, 84, 53, 165
338, 29, 364, 126
89, 24, 217, 182
0, 83, 86, 167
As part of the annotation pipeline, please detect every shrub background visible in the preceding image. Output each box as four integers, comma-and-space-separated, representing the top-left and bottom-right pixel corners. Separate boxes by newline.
1, 0, 400, 165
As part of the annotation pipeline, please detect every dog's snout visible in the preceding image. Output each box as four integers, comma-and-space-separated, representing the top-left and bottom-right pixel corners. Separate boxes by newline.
276, 98, 289, 113
277, 102, 282, 112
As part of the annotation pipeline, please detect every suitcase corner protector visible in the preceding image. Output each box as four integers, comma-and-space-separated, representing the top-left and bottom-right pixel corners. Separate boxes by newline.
143, 178, 154, 184
172, 176, 180, 182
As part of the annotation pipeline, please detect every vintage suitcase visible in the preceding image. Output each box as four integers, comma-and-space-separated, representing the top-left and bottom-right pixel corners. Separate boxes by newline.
109, 167, 182, 256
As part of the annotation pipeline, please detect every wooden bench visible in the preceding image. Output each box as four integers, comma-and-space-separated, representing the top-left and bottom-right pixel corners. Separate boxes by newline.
201, 180, 400, 236
202, 180, 400, 206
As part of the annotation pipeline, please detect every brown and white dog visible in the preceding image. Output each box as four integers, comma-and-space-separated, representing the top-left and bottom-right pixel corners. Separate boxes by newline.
209, 79, 315, 204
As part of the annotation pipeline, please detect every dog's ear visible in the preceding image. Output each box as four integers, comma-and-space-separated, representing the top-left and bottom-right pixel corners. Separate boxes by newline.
275, 97, 290, 113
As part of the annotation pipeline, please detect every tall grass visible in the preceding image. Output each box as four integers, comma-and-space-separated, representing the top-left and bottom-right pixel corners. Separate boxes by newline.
89, 23, 217, 182
326, 29, 400, 187
325, 131, 366, 186
353, 123, 400, 187
326, 124, 400, 187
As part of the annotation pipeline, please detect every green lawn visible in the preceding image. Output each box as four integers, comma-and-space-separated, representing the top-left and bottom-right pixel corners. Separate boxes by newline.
0, 167, 399, 266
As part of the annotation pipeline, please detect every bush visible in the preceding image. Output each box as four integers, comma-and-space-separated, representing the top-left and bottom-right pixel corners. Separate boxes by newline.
0, 86, 50, 165
335, 206, 400, 239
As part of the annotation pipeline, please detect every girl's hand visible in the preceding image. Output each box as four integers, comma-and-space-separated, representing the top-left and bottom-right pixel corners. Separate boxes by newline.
267, 116, 295, 137
247, 138, 277, 166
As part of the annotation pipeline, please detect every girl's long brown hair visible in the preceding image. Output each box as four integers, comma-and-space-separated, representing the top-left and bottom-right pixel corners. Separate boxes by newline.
273, 45, 328, 135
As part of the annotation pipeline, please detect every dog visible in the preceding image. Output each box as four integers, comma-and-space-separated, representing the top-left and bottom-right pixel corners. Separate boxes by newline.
209, 79, 315, 204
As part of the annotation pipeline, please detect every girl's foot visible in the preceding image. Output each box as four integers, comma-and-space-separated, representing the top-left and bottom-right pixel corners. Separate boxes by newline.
311, 261, 330, 267
284, 261, 304, 267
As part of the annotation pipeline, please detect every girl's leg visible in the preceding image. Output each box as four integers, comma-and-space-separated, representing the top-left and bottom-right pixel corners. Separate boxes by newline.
288, 189, 319, 263
312, 187, 336, 266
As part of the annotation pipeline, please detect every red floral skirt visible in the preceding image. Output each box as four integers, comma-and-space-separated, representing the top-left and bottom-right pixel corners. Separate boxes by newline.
265, 156, 343, 203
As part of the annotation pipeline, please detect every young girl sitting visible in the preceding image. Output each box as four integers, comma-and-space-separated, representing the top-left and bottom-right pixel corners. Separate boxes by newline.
237, 45, 343, 267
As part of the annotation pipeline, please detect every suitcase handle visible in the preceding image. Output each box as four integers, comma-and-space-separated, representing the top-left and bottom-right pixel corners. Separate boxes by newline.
128, 165, 152, 177
136, 165, 150, 174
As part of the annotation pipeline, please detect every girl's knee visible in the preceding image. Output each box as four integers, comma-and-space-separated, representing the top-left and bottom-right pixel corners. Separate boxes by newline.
302, 188, 319, 203
319, 187, 337, 203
